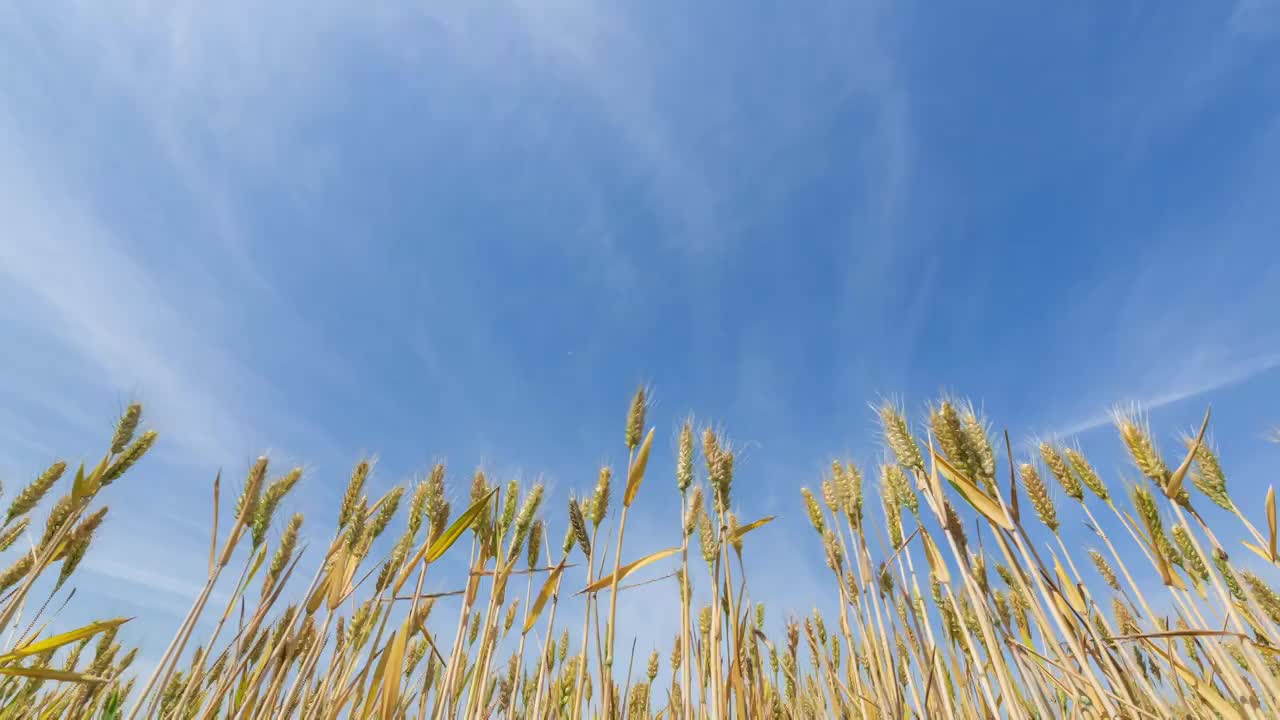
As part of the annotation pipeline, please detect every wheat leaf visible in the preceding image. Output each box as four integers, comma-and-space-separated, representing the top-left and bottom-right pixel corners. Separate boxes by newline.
0, 666, 109, 683
921, 529, 950, 584
0, 618, 131, 663
730, 516, 777, 541
379, 624, 408, 720
1166, 405, 1210, 501
624, 428, 655, 508
524, 559, 567, 635
394, 487, 498, 594
577, 548, 680, 595
1267, 485, 1277, 561
932, 448, 1013, 530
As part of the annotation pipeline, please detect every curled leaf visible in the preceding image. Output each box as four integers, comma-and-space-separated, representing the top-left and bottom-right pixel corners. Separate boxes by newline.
932, 449, 1013, 531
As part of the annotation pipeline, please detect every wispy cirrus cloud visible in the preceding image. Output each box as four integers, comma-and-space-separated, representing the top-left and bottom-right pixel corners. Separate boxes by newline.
0, 130, 333, 473
1048, 352, 1280, 438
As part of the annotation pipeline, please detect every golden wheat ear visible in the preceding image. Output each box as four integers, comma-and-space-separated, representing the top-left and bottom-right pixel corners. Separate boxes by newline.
28, 393, 1280, 719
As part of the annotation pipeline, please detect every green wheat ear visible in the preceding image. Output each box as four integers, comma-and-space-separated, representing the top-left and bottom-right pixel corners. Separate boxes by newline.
567, 496, 591, 558
1065, 447, 1109, 501
100, 689, 123, 720
676, 421, 695, 492
589, 467, 611, 527
1185, 435, 1232, 510
882, 484, 904, 548
338, 458, 370, 529
625, 385, 648, 451
252, 467, 302, 548
683, 485, 703, 537
0, 518, 28, 552
930, 401, 967, 473
526, 519, 543, 570
697, 510, 716, 567
800, 488, 824, 534
110, 403, 143, 455
20, 390, 1280, 719
407, 477, 430, 537
6, 460, 67, 524
960, 401, 997, 488
1039, 443, 1082, 501
879, 401, 924, 474
1115, 408, 1189, 505
1020, 462, 1058, 533
1088, 550, 1121, 591
840, 460, 864, 527
499, 479, 519, 538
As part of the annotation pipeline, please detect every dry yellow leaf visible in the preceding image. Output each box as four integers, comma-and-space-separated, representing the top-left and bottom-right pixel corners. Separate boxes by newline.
524, 559, 567, 635
932, 448, 1013, 531
921, 529, 950, 584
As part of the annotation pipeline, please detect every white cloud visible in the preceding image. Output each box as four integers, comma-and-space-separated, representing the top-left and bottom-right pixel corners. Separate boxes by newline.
1231, 0, 1280, 36
503, 0, 721, 250
1049, 351, 1280, 438
0, 139, 245, 468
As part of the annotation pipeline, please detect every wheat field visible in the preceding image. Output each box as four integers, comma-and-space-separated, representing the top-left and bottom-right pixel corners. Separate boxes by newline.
1, 389, 1278, 719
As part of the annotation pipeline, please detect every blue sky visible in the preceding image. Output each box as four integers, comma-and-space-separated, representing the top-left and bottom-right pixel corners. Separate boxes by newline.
2, 0, 1280, 676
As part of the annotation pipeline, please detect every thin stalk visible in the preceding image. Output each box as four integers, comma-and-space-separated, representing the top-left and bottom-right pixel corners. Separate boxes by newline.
570, 525, 600, 720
